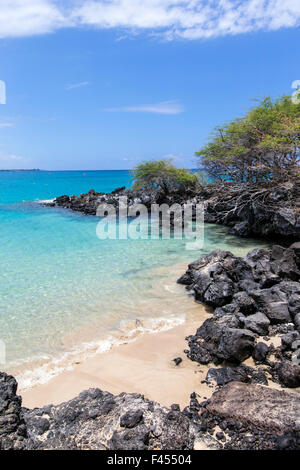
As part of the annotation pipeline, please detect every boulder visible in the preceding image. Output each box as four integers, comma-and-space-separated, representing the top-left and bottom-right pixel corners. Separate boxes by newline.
228, 221, 250, 237
281, 331, 300, 351
252, 342, 269, 362
274, 208, 299, 239
290, 241, 300, 258
197, 313, 240, 342
237, 279, 260, 294
250, 286, 291, 324
240, 312, 270, 336
276, 361, 300, 388
233, 291, 256, 315
186, 314, 241, 365
217, 328, 255, 363
195, 279, 234, 307
290, 241, 300, 268
206, 367, 249, 386
0, 372, 26, 450
207, 382, 300, 434
178, 250, 253, 308
295, 312, 300, 331
55, 195, 70, 206
245, 248, 280, 288
289, 293, 300, 317
270, 246, 300, 281
267, 302, 291, 324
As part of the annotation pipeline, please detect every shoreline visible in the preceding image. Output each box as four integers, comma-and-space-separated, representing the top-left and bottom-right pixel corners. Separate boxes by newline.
17, 245, 261, 409
21, 313, 214, 410
11, 259, 207, 393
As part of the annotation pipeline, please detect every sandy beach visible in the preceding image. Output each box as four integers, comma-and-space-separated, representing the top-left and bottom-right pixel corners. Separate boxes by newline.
18, 253, 285, 412
21, 313, 216, 410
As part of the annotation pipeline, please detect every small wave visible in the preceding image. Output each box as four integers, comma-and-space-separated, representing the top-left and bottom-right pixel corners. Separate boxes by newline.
16, 314, 185, 391
36, 198, 55, 204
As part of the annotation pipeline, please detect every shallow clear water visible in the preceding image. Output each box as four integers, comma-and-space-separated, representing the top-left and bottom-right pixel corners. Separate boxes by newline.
0, 170, 268, 387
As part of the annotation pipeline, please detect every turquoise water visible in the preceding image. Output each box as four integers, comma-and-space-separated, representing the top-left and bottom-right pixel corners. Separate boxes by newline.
0, 170, 268, 387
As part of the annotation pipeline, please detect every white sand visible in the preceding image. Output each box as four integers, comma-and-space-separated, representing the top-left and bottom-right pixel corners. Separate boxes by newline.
21, 315, 216, 410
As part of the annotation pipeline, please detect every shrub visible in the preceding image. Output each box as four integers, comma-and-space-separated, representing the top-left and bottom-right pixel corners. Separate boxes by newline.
131, 159, 199, 193
196, 96, 300, 184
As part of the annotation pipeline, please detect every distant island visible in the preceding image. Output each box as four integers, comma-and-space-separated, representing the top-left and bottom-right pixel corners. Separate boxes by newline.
0, 169, 43, 172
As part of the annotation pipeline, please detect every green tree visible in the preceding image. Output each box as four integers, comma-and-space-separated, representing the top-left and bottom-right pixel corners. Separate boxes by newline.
131, 159, 199, 193
196, 96, 300, 184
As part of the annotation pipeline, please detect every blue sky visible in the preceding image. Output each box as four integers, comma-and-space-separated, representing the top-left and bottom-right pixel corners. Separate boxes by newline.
0, 0, 299, 170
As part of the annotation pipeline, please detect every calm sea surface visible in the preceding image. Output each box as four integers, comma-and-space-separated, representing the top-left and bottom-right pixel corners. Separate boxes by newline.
0, 170, 268, 387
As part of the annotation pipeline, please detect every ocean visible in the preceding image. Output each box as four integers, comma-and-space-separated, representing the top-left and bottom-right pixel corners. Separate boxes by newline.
0, 170, 268, 388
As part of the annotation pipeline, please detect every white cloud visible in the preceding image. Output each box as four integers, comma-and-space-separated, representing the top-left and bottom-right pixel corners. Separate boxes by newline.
0, 122, 15, 128
0, 152, 24, 161
0, 0, 68, 39
105, 101, 184, 114
0, 1, 299, 40
65, 81, 90, 90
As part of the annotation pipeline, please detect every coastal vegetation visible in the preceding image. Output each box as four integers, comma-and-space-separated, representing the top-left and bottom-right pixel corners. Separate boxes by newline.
131, 159, 199, 194
196, 96, 300, 184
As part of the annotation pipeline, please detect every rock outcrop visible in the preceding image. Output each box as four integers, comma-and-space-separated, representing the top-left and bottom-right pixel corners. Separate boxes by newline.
0, 373, 27, 450
183, 384, 300, 450
0, 372, 194, 451
1, 371, 299, 451
178, 244, 300, 388
207, 382, 300, 435
201, 181, 300, 242
50, 180, 300, 243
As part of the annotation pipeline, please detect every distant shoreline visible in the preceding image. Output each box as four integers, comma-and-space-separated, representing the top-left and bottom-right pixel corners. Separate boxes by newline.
0, 169, 42, 172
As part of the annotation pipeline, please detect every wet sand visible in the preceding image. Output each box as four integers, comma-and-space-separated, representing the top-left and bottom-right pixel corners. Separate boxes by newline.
22, 315, 215, 410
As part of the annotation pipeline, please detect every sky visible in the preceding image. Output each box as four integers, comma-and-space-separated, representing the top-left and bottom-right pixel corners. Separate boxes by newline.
0, 0, 299, 170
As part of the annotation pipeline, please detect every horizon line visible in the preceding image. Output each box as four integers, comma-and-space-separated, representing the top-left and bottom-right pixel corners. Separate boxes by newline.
0, 167, 196, 172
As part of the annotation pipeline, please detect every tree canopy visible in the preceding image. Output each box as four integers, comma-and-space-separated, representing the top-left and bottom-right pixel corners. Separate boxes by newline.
196, 96, 300, 184
131, 159, 199, 193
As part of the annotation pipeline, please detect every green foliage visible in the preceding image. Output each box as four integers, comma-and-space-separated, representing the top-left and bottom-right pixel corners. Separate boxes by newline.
196, 96, 300, 183
131, 159, 199, 193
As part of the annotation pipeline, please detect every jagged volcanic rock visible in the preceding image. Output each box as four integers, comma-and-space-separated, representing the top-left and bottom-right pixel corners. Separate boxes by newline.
52, 180, 300, 243
0, 372, 195, 450
179, 244, 300, 375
